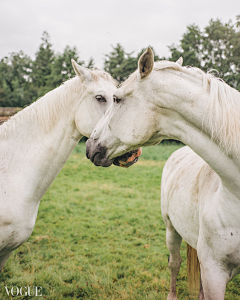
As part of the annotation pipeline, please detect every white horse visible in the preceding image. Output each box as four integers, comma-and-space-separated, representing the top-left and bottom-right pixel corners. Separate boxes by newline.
0, 60, 117, 272
86, 48, 240, 300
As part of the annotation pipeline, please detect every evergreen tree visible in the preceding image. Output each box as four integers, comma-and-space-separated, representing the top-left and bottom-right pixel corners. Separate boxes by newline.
1, 17, 240, 109
32, 31, 54, 97
104, 44, 127, 82
203, 19, 240, 89
104, 44, 162, 83
0, 51, 34, 107
49, 46, 84, 89
85, 57, 95, 69
168, 24, 203, 67
168, 16, 240, 90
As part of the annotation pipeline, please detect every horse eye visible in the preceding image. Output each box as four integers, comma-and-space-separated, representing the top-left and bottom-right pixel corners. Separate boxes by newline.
95, 95, 106, 102
113, 96, 121, 104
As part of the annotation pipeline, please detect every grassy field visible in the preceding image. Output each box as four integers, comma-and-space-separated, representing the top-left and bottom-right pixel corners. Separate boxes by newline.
0, 143, 239, 299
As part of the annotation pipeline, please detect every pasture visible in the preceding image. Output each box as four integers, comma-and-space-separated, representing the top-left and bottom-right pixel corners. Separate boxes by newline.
0, 143, 239, 299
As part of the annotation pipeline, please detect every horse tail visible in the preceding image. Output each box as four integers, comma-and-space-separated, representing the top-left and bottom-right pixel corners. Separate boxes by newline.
187, 244, 200, 295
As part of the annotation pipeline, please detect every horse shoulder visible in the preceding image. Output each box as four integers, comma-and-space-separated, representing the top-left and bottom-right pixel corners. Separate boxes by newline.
162, 146, 220, 203
161, 146, 206, 204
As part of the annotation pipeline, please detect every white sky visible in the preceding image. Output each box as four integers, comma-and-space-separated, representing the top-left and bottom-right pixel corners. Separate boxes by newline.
0, 0, 239, 68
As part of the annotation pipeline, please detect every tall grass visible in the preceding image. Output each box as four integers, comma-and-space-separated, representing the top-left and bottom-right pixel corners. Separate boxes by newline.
0, 143, 239, 299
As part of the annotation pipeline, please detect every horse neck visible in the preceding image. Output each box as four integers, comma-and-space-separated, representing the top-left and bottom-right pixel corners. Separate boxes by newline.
154, 70, 240, 196
0, 77, 83, 205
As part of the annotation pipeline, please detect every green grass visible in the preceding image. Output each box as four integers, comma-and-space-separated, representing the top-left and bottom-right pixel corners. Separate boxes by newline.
0, 143, 239, 299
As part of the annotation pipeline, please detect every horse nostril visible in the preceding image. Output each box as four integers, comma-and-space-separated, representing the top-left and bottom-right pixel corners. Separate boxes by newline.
86, 149, 90, 159
85, 140, 92, 159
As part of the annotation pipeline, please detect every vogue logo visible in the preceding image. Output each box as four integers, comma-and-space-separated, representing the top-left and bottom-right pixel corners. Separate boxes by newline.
5, 286, 42, 297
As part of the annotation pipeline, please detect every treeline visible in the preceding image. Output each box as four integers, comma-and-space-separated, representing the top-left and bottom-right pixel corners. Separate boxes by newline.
1, 16, 240, 108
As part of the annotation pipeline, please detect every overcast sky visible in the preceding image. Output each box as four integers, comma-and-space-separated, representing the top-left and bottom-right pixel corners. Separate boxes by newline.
0, 0, 239, 68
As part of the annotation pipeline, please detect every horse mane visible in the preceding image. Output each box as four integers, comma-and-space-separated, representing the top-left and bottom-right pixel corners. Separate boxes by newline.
154, 61, 240, 156
0, 77, 82, 137
90, 69, 117, 85
0, 69, 116, 138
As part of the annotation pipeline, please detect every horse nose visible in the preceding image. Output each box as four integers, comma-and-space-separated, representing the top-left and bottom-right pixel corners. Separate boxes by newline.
86, 138, 94, 159
86, 138, 113, 167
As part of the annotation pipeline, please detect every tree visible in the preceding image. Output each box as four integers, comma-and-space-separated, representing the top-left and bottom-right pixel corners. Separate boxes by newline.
203, 19, 240, 89
104, 44, 162, 83
49, 46, 84, 89
0, 51, 35, 107
104, 44, 127, 82
168, 16, 240, 90
32, 31, 54, 97
168, 24, 203, 67
85, 57, 95, 69
0, 32, 89, 107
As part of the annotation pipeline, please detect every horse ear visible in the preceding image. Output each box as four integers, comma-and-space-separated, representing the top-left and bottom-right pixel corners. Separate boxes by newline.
138, 47, 154, 79
71, 59, 92, 82
176, 57, 183, 66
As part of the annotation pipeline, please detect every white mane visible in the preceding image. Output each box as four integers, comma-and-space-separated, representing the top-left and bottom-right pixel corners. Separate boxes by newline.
155, 61, 240, 156
125, 60, 240, 156
0, 77, 82, 137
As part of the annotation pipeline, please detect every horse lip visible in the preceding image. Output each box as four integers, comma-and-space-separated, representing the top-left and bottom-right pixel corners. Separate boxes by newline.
120, 157, 139, 168
94, 153, 113, 167
102, 159, 114, 167
85, 139, 92, 159
86, 148, 90, 159
90, 151, 99, 164
132, 156, 139, 164
86, 139, 141, 168
89, 148, 113, 167
92, 152, 104, 166
113, 148, 141, 168
85, 139, 104, 163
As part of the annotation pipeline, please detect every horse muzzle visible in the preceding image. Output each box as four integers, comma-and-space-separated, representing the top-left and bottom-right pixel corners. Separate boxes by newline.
86, 138, 113, 167
86, 138, 142, 168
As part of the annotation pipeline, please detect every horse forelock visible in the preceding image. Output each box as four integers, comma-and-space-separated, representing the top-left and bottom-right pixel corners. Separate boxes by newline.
90, 69, 118, 86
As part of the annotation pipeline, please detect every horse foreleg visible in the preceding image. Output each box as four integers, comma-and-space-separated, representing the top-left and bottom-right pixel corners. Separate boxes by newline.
199, 258, 229, 300
0, 252, 12, 272
198, 269, 205, 300
166, 226, 182, 300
